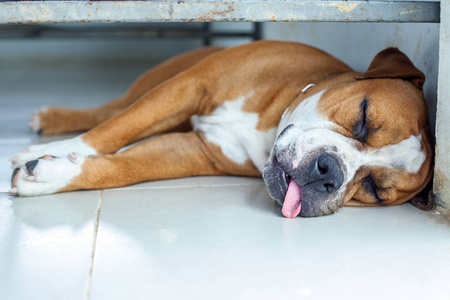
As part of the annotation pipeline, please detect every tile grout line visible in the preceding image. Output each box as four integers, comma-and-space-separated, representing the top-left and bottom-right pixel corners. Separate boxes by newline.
86, 190, 103, 300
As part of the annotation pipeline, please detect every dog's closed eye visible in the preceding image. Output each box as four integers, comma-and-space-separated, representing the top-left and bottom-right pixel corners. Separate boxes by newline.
353, 98, 370, 142
362, 176, 383, 204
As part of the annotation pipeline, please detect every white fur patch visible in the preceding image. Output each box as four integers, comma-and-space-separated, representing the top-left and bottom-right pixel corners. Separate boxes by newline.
12, 135, 97, 168
12, 153, 85, 196
358, 134, 425, 173
277, 91, 333, 138
193, 92, 276, 172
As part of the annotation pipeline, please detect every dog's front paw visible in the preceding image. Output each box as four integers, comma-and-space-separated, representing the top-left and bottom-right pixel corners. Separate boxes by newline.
10, 153, 85, 196
9, 136, 97, 169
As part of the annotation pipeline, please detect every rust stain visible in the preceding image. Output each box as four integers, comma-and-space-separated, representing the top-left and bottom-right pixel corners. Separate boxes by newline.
332, 2, 359, 13
180, 2, 237, 21
434, 168, 449, 209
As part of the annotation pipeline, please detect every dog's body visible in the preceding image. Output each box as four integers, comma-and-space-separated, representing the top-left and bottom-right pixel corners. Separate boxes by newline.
10, 41, 433, 217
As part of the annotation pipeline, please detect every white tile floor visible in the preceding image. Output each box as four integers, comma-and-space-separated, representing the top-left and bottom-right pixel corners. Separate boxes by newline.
1, 53, 450, 300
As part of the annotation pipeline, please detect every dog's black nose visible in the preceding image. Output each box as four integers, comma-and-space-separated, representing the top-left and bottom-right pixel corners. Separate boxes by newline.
309, 153, 344, 194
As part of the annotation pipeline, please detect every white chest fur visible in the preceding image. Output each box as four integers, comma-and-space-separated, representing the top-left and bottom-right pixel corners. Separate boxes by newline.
193, 92, 276, 172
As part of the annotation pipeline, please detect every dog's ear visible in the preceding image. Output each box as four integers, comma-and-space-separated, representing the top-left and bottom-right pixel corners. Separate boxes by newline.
411, 180, 435, 211
354, 48, 425, 90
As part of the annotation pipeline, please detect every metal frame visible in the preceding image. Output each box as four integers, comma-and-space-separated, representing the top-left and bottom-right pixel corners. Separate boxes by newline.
0, 1, 440, 24
0, 23, 263, 45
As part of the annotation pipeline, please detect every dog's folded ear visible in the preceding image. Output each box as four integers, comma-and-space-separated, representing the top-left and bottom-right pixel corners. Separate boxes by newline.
411, 180, 435, 211
354, 48, 425, 90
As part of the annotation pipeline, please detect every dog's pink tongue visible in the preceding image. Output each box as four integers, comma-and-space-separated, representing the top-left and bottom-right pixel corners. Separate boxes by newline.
282, 180, 302, 218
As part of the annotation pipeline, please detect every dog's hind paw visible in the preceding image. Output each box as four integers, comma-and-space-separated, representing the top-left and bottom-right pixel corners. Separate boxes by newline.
10, 153, 85, 196
29, 107, 47, 133
29, 106, 78, 135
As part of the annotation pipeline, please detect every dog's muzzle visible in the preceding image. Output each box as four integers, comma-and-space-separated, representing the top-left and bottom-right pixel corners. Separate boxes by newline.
263, 148, 345, 218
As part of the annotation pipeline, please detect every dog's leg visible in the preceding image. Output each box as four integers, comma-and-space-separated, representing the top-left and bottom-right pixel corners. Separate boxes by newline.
128, 118, 193, 145
81, 71, 206, 155
11, 69, 206, 167
10, 132, 223, 196
32, 46, 222, 135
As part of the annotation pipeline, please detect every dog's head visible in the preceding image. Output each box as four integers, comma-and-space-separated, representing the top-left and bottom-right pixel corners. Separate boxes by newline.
263, 48, 434, 218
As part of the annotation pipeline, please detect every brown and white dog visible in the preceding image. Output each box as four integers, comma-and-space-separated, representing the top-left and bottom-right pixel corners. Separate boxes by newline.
9, 41, 433, 217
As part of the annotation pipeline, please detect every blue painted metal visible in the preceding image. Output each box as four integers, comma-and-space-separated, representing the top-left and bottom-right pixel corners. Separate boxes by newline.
0, 1, 440, 24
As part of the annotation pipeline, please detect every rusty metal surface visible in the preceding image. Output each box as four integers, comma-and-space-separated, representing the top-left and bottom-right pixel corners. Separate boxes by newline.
435, 0, 450, 216
0, 1, 440, 24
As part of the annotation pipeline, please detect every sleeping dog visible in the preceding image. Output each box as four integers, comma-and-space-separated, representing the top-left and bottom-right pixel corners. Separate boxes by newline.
10, 41, 434, 217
